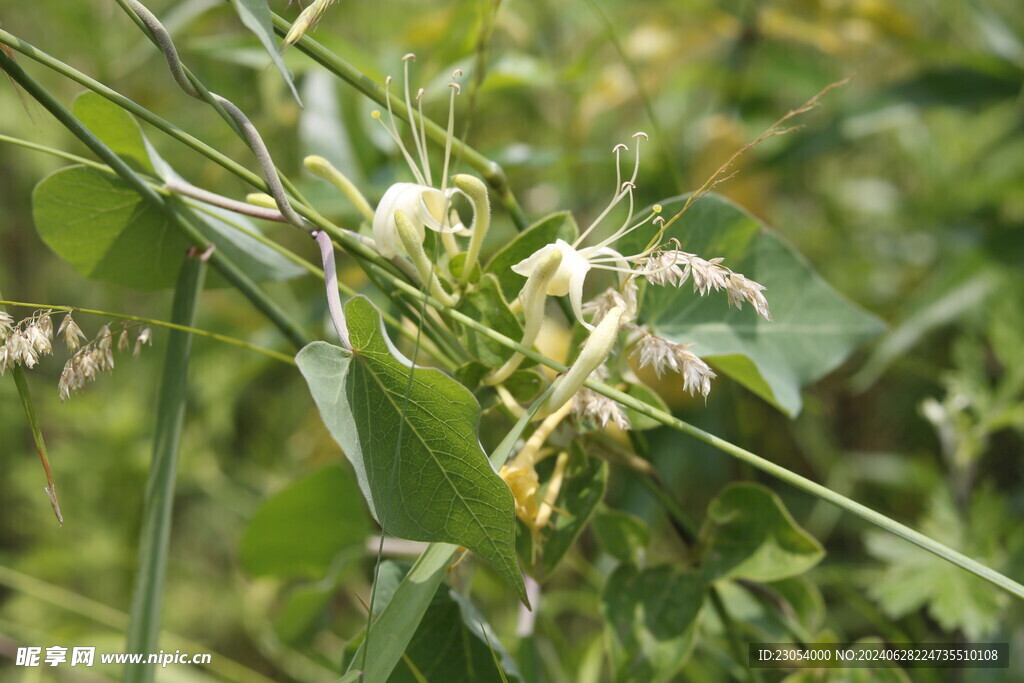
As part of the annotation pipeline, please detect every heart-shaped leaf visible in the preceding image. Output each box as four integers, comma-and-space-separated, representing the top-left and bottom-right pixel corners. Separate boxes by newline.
296, 296, 526, 602
603, 563, 705, 681
623, 193, 885, 416
699, 483, 824, 583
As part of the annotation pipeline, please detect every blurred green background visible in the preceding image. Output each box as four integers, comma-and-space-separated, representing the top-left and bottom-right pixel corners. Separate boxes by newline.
2, 0, 1023, 680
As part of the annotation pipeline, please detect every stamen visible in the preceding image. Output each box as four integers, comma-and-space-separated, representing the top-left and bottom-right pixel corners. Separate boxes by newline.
612, 143, 628, 193
441, 74, 461, 193
629, 132, 646, 186
380, 78, 426, 185
414, 89, 433, 187
404, 59, 431, 186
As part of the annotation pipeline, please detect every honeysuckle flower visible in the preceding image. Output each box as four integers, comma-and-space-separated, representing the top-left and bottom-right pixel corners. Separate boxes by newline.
369, 55, 483, 261
511, 133, 772, 327
511, 135, 664, 329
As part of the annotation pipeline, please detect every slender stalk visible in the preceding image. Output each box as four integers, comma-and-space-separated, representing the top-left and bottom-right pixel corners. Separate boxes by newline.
0, 50, 310, 349
1, 289, 62, 524
123, 256, 205, 683
0, 28, 268, 192
0, 300, 294, 364
362, 264, 1024, 602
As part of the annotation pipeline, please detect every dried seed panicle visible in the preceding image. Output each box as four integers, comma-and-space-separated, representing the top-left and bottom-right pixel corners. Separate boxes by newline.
0, 310, 54, 373
57, 313, 86, 352
631, 330, 717, 399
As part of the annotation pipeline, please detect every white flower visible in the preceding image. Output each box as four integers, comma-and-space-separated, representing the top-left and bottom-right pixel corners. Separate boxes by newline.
369, 55, 481, 260
372, 182, 467, 258
512, 135, 662, 329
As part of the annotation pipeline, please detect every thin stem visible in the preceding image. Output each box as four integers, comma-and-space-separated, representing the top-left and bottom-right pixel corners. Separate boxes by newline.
0, 29, 269, 192
0, 300, 294, 365
708, 587, 763, 683
167, 178, 286, 222
364, 264, 1024, 602
0, 50, 310, 349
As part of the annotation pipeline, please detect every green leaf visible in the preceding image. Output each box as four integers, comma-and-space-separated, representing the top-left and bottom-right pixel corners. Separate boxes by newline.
241, 464, 369, 578
628, 194, 885, 416
603, 563, 705, 681
485, 211, 579, 300
273, 579, 338, 645
229, 0, 301, 104
521, 453, 607, 578
296, 296, 525, 602
455, 273, 523, 366
371, 562, 522, 683
32, 165, 303, 289
592, 509, 651, 564
72, 92, 153, 174
33, 166, 189, 289
699, 483, 824, 583
343, 390, 553, 681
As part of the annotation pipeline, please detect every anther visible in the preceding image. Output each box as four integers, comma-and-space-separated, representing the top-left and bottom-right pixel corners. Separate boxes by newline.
449, 82, 461, 94
402, 53, 416, 61
632, 131, 649, 140
612, 143, 628, 153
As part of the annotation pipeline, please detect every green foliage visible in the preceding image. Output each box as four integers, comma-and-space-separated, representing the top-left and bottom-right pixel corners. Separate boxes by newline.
456, 273, 523, 366
864, 487, 1018, 640
229, 0, 300, 102
603, 563, 705, 681
632, 194, 886, 416
699, 483, 825, 583
371, 562, 522, 683
519, 450, 607, 578
240, 464, 369, 578
592, 508, 651, 564
296, 297, 525, 602
33, 166, 188, 289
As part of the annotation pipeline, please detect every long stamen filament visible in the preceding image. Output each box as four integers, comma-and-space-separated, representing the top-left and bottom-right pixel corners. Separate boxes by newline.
592, 204, 661, 252
415, 88, 433, 187
379, 78, 426, 185
441, 73, 462, 193
402, 55, 431, 186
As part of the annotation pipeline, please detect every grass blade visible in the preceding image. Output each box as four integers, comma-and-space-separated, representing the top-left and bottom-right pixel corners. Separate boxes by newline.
344, 387, 553, 681
1, 288, 62, 525
123, 255, 206, 683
